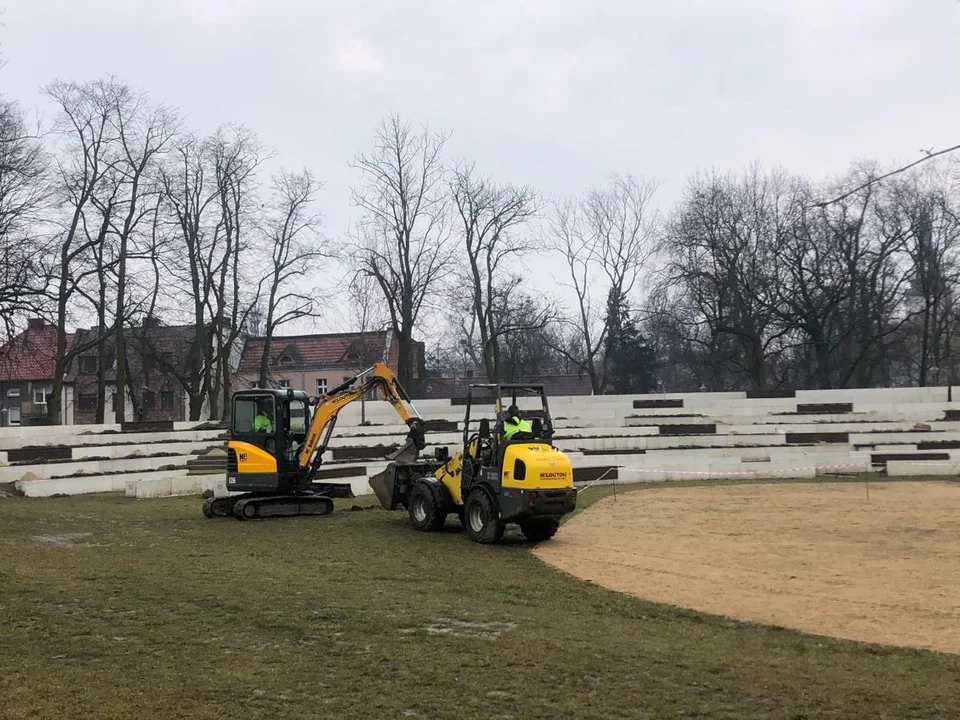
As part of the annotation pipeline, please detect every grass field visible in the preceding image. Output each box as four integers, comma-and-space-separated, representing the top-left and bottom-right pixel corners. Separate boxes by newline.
1, 481, 959, 719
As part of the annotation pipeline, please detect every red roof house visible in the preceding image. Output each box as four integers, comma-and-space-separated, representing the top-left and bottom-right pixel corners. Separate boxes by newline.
236, 330, 424, 396
0, 319, 76, 425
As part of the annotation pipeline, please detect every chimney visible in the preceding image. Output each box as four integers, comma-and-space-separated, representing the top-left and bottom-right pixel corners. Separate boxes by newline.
27, 318, 46, 330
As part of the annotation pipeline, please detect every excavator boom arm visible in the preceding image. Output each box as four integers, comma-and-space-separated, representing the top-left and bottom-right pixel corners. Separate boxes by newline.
297, 363, 425, 476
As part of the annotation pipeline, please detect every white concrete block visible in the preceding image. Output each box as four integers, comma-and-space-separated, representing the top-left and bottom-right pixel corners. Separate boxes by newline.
15, 475, 117, 497
15, 468, 190, 497
886, 460, 960, 476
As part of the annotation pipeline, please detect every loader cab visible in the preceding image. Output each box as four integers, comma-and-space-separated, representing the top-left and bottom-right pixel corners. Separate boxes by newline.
462, 383, 555, 478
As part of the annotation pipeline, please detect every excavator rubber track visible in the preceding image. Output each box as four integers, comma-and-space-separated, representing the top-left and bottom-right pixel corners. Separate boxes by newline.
202, 492, 334, 520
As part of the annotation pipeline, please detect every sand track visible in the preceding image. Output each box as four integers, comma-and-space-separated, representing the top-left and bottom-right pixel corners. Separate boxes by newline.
534, 481, 960, 655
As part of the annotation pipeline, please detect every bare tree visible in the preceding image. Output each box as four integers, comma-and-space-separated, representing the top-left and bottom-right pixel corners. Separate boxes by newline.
160, 133, 226, 419
449, 161, 545, 381
75, 172, 120, 423
104, 84, 179, 422
0, 90, 49, 341
875, 170, 960, 386
348, 271, 389, 421
349, 114, 454, 392
548, 173, 660, 392
206, 125, 266, 419
256, 168, 329, 387
44, 78, 124, 423
664, 167, 796, 391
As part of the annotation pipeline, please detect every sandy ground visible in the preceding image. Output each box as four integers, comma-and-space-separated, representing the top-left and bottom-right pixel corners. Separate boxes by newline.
534, 481, 960, 655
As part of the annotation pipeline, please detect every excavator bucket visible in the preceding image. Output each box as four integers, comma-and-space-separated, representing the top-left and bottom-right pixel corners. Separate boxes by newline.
385, 437, 421, 463
385, 418, 426, 463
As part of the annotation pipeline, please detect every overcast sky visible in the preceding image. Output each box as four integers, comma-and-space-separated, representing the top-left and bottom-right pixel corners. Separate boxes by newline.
2, 0, 959, 337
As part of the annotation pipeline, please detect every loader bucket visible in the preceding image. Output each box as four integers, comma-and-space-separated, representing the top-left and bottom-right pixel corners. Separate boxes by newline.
369, 464, 401, 511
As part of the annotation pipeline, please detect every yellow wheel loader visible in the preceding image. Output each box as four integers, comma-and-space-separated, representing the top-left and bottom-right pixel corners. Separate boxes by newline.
203, 363, 426, 520
370, 383, 578, 543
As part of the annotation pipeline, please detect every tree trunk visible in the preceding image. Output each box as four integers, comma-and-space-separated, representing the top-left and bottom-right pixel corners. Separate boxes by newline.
482, 339, 497, 383
48, 256, 73, 425
220, 344, 233, 423
258, 286, 278, 387
95, 322, 106, 425
919, 297, 932, 386
113, 246, 128, 423
395, 330, 415, 394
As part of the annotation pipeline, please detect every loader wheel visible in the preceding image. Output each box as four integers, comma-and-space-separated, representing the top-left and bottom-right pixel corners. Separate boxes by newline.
463, 489, 503, 544
519, 517, 560, 543
407, 481, 446, 532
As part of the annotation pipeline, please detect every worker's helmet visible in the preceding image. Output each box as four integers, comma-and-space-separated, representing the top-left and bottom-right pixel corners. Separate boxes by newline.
507, 404, 520, 418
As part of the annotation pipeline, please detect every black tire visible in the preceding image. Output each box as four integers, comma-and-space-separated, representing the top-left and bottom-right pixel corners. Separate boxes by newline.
463, 489, 504, 544
407, 481, 446, 532
202, 498, 215, 518
519, 517, 560, 542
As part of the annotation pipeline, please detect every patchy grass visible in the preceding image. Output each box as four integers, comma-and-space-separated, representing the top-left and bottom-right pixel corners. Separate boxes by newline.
0, 481, 957, 719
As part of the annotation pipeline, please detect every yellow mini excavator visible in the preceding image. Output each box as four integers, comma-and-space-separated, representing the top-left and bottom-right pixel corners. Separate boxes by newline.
203, 363, 426, 520
370, 383, 578, 543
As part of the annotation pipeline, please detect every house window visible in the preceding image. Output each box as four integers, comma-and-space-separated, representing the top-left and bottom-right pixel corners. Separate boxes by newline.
8, 407, 20, 425
6, 388, 20, 398
143, 391, 157, 410
79, 357, 97, 375
161, 391, 174, 410
316, 378, 327, 396
33, 387, 51, 405
78, 394, 96, 412
346, 352, 359, 361
279, 380, 291, 389
279, 355, 293, 364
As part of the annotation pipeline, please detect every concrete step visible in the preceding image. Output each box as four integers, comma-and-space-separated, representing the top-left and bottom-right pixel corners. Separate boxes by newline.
0, 455, 189, 483
0, 428, 227, 452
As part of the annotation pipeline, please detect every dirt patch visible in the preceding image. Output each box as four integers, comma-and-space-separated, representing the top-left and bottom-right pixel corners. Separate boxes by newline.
400, 618, 516, 638
32, 533, 95, 548
535, 481, 960, 655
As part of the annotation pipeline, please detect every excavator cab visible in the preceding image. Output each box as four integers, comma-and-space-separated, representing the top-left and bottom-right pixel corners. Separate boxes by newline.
225, 389, 312, 495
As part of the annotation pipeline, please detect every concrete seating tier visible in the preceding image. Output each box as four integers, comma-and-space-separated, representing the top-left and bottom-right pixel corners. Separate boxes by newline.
3, 386, 960, 499
1, 420, 228, 498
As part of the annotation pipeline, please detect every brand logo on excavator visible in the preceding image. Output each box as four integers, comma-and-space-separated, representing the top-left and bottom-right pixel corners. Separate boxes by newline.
239, 453, 247, 462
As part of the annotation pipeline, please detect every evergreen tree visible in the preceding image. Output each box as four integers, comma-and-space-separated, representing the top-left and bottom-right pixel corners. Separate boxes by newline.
604, 288, 657, 393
